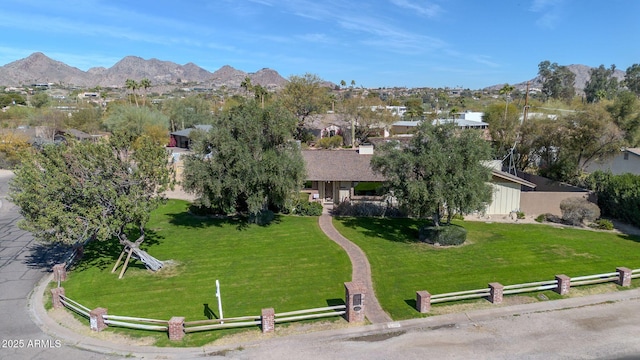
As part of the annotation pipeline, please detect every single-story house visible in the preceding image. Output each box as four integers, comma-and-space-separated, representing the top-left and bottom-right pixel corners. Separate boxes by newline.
301, 146, 537, 216
169, 125, 213, 149
582, 148, 640, 175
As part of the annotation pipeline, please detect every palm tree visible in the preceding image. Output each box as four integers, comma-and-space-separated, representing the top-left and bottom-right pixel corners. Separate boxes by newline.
240, 76, 252, 96
140, 78, 151, 106
125, 79, 139, 107
499, 83, 515, 121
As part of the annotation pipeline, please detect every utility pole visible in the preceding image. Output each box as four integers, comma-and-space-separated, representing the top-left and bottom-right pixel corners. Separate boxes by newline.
523, 81, 530, 123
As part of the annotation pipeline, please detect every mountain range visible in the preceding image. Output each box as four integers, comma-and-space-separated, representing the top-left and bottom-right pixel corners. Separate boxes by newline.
0, 52, 288, 90
0, 52, 627, 92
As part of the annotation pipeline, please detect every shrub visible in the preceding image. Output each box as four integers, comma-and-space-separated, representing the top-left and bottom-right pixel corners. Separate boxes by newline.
590, 218, 614, 230
332, 201, 405, 217
516, 211, 525, 219
296, 201, 324, 216
317, 135, 343, 149
535, 214, 547, 223
584, 171, 640, 227
419, 224, 467, 246
560, 197, 601, 226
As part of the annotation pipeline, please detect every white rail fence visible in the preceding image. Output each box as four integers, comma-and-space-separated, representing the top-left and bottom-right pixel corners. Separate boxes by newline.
416, 266, 638, 313
50, 282, 350, 341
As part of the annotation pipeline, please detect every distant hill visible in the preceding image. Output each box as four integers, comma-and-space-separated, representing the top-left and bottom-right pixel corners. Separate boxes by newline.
0, 52, 288, 89
485, 64, 626, 94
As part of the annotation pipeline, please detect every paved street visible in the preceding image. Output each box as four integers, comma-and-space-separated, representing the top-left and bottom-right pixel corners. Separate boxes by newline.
0, 170, 115, 360
2, 169, 640, 359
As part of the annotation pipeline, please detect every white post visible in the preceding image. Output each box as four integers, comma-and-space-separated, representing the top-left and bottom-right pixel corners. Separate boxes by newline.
216, 279, 224, 323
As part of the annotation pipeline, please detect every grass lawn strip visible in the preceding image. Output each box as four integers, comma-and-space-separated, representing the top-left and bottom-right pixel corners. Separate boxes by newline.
332, 217, 640, 320
62, 200, 351, 347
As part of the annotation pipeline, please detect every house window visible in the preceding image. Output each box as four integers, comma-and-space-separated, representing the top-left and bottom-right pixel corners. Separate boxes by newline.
624, 152, 629, 160
354, 182, 383, 196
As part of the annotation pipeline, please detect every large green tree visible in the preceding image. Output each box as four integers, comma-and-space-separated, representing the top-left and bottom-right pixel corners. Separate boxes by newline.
607, 90, 640, 146
534, 105, 624, 181
584, 64, 619, 103
538, 61, 576, 102
9, 135, 174, 274
182, 100, 305, 219
161, 95, 212, 131
280, 73, 331, 140
482, 102, 520, 159
338, 96, 395, 147
403, 98, 424, 120
104, 104, 169, 146
624, 64, 640, 97
371, 122, 493, 226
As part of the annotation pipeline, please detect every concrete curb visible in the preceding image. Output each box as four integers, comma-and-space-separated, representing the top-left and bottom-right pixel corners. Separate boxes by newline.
29, 269, 640, 359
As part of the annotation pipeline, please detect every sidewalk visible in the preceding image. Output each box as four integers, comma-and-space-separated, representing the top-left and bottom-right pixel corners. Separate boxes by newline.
317, 211, 392, 324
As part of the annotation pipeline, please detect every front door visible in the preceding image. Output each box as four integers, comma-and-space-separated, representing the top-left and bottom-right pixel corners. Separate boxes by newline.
324, 182, 334, 203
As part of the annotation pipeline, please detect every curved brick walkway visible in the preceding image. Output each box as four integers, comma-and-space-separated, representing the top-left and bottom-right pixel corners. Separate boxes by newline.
318, 211, 392, 324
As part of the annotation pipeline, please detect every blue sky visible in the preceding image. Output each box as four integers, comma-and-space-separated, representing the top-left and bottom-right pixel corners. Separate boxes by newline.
1, 0, 638, 89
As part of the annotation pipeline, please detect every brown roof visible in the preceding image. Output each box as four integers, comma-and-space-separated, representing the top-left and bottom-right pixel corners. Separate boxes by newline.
491, 170, 536, 189
304, 148, 538, 190
302, 149, 385, 182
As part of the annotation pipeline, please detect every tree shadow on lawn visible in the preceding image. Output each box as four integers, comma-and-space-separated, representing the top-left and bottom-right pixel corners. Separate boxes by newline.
166, 210, 282, 231
336, 217, 422, 243
616, 233, 640, 243
72, 228, 164, 272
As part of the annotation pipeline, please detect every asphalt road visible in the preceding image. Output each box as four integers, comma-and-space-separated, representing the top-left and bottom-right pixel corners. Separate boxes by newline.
2, 169, 640, 359
0, 171, 116, 360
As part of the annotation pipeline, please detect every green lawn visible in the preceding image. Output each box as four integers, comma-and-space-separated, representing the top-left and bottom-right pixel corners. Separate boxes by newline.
62, 200, 350, 346
332, 217, 640, 320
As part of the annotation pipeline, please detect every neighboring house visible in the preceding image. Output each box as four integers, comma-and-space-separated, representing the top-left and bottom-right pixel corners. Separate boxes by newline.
301, 146, 537, 216
169, 125, 213, 149
582, 148, 640, 175
518, 173, 595, 217
55, 128, 97, 142
391, 118, 489, 137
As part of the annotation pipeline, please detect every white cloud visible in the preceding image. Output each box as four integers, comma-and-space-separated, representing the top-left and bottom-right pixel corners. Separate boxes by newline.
529, 0, 564, 29
389, 0, 443, 18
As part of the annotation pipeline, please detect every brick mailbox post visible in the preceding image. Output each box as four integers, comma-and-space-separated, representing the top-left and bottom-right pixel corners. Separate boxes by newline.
489, 283, 504, 304
89, 307, 108, 332
261, 308, 275, 334
168, 317, 185, 341
617, 267, 632, 287
50, 287, 65, 309
345, 281, 366, 323
555, 274, 571, 295
52, 263, 67, 282
416, 291, 431, 313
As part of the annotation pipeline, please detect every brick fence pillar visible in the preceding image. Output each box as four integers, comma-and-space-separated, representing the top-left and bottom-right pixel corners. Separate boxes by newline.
489, 282, 504, 304
168, 316, 185, 341
261, 308, 275, 334
52, 263, 67, 282
50, 287, 65, 309
89, 307, 108, 332
416, 291, 431, 313
555, 274, 571, 295
344, 281, 366, 323
617, 267, 632, 287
